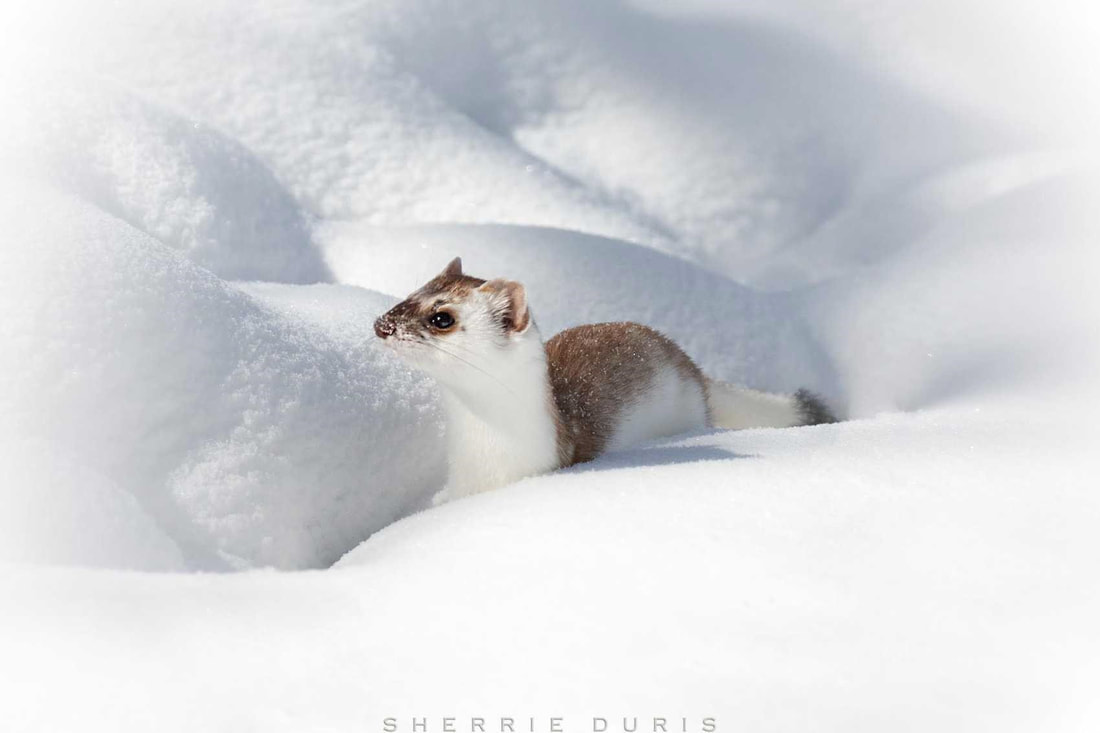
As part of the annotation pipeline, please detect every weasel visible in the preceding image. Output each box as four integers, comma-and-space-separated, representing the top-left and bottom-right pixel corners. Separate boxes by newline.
374, 257, 836, 504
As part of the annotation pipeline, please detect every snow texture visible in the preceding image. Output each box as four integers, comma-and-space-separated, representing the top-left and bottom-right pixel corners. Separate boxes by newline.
1, 0, 1098, 730
0, 187, 442, 570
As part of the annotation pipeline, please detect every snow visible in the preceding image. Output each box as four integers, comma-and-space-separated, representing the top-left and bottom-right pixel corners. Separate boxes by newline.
319, 222, 835, 395
1, 440, 186, 572
1, 0, 1099, 730
0, 187, 442, 570
4, 409, 1097, 730
3, 74, 330, 284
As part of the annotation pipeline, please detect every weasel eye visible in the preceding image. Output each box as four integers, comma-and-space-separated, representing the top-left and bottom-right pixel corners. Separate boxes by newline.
428, 311, 455, 330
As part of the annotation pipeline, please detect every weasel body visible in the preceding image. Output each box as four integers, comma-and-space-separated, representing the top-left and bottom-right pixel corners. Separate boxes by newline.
374, 258, 835, 504
545, 322, 709, 465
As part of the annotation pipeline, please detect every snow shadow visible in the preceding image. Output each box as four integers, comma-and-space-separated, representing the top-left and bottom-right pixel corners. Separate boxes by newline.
564, 443, 748, 473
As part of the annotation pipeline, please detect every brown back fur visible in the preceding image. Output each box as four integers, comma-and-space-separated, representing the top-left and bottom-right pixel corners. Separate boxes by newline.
545, 322, 706, 465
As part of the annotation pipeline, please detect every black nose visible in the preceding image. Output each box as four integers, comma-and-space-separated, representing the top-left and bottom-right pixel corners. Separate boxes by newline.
374, 317, 395, 339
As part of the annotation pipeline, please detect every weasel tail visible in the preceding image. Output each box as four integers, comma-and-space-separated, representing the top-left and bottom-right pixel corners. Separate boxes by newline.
705, 380, 837, 430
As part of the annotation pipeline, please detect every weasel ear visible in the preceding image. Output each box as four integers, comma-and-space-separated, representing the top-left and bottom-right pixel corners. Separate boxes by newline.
440, 257, 463, 279
479, 279, 530, 334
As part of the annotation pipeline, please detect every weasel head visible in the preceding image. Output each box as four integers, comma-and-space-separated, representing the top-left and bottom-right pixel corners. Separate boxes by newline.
373, 257, 539, 393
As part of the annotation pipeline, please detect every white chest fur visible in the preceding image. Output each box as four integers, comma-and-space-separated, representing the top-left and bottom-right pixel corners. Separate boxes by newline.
437, 391, 559, 502
431, 332, 560, 503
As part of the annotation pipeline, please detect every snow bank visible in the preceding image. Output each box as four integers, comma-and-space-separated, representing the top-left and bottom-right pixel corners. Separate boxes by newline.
333, 406, 1100, 728
2, 407, 1097, 731
0, 186, 441, 569
0, 0, 1098, 729
0, 440, 185, 572
814, 170, 1100, 415
2, 72, 329, 284
1, 0, 664, 252
321, 222, 837, 397
1, 0, 1005, 283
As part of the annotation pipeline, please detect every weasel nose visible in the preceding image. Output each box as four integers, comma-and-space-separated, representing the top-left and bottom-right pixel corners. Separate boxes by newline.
374, 317, 395, 339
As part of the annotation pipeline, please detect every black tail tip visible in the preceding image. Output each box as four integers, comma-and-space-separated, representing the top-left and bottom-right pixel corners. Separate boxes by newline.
794, 388, 838, 426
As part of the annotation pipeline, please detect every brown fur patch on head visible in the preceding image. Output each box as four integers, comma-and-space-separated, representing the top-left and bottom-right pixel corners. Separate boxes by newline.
414, 256, 488, 302
373, 256, 486, 339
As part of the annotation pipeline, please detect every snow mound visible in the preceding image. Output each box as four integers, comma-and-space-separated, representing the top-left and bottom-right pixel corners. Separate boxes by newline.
0, 185, 441, 569
330, 406, 1100, 727
1, 0, 1001, 282
322, 222, 837, 397
0, 0, 1098, 728
1, 0, 664, 250
2, 72, 329, 283
0, 440, 185, 572
813, 169, 1100, 415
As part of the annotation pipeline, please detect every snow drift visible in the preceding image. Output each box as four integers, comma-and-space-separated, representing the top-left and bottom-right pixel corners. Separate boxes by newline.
0, 186, 442, 569
1, 0, 1098, 730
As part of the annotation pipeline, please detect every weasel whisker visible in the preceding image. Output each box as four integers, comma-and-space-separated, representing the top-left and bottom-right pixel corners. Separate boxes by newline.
419, 339, 518, 397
